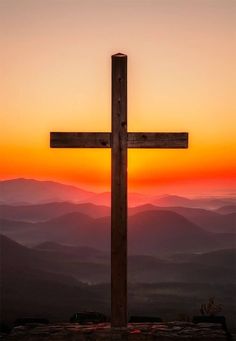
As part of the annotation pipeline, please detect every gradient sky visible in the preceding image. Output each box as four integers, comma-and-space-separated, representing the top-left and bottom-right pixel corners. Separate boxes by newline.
1, 0, 235, 195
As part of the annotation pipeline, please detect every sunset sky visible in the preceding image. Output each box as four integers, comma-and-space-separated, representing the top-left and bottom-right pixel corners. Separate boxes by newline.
1, 0, 235, 195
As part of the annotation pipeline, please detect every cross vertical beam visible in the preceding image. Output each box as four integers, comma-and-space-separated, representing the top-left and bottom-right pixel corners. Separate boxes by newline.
111, 54, 127, 328
50, 53, 189, 330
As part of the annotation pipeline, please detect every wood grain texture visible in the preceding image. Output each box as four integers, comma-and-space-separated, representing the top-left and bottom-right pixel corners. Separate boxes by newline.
50, 132, 111, 148
51, 132, 188, 149
128, 132, 188, 148
111, 53, 128, 328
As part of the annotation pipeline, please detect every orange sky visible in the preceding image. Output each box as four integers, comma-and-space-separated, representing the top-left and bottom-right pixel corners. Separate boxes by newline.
0, 0, 235, 195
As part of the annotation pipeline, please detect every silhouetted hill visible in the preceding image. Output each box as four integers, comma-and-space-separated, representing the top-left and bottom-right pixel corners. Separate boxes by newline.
0, 234, 109, 284
2, 235, 235, 287
1, 235, 236, 327
0, 178, 93, 204
169, 208, 236, 234
0, 218, 37, 232
215, 205, 236, 214
203, 198, 236, 209
0, 178, 150, 206
34, 241, 108, 263
151, 195, 236, 209
191, 248, 236, 267
151, 195, 193, 207
86, 191, 151, 206
0, 202, 110, 222
168, 248, 236, 266
0, 235, 109, 324
1, 210, 235, 254
0, 213, 109, 247
129, 205, 236, 234
158, 207, 235, 234
128, 210, 235, 254
2, 203, 234, 237
40, 212, 110, 248
1, 178, 235, 208
0, 234, 39, 266
129, 204, 157, 215
87, 193, 236, 209
0, 235, 80, 284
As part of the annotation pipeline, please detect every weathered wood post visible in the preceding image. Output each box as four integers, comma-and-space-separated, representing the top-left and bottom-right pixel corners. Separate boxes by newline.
111, 53, 128, 328
50, 53, 189, 330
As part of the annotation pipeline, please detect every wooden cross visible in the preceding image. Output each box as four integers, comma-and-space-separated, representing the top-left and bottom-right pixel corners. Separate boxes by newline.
50, 53, 188, 328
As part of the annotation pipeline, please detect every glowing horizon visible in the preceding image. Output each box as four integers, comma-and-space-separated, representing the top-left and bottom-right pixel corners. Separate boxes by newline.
1, 0, 235, 196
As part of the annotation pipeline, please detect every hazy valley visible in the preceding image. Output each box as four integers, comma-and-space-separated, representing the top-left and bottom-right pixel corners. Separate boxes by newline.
0, 178, 236, 330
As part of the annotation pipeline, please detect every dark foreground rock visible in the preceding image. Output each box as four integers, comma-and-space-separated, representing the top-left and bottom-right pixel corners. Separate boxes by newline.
1, 321, 230, 340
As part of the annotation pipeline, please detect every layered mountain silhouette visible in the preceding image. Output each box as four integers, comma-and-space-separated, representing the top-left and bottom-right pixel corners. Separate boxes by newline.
129, 205, 236, 234
215, 205, 236, 215
1, 234, 236, 325
1, 178, 236, 327
1, 202, 235, 235
1, 209, 235, 254
0, 179, 150, 206
1, 178, 235, 208
0, 178, 93, 204
2, 234, 235, 286
0, 235, 109, 323
0, 202, 110, 221
127, 210, 235, 254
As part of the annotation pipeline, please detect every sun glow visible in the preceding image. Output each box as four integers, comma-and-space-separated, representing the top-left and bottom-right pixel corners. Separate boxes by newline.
0, 0, 235, 195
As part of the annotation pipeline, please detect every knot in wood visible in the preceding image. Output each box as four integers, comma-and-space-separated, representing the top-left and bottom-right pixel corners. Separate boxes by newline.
100, 140, 108, 146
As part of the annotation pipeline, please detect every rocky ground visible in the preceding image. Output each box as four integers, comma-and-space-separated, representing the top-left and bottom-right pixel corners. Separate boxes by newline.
1, 322, 231, 340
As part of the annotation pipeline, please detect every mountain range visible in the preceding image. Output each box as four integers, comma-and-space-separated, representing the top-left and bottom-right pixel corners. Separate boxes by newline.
1, 209, 235, 255
1, 178, 235, 208
1, 234, 236, 326
0, 234, 109, 323
2, 234, 236, 286
1, 177, 235, 328
0, 178, 93, 204
1, 200, 235, 230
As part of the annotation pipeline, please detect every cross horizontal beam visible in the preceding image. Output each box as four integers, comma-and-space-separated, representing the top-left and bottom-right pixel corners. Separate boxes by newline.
128, 132, 188, 148
50, 132, 110, 148
50, 132, 188, 148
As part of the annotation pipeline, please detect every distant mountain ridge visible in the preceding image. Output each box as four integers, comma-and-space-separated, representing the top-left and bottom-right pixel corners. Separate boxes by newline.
1, 178, 236, 208
0, 234, 108, 323
1, 234, 236, 325
132, 205, 236, 234
0, 178, 93, 204
1, 178, 235, 254
0, 178, 153, 206
215, 205, 236, 214
2, 234, 235, 286
1, 201, 235, 234
1, 209, 235, 254
1, 178, 236, 328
